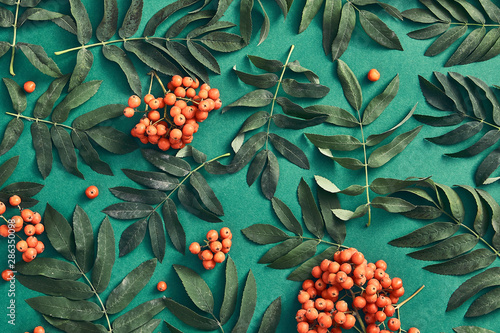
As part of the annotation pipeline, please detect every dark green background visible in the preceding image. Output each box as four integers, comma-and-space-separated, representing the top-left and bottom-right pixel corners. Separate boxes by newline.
1, 0, 500, 332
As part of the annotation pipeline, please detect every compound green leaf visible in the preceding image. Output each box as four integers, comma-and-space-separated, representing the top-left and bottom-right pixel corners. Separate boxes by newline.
298, 0, 323, 34
425, 25, 467, 57
247, 54, 283, 72
465, 287, 500, 317
143, 0, 201, 36
259, 238, 302, 264
424, 249, 496, 275
27, 296, 102, 321
241, 224, 290, 244
445, 27, 486, 67
173, 265, 214, 313
102, 45, 142, 97
17, 275, 93, 300
71, 130, 113, 176
269, 133, 309, 169
359, 10, 403, 50
163, 298, 219, 331
17, 43, 63, 78
124, 40, 180, 76
407, 22, 450, 40
200, 32, 246, 52
72, 104, 124, 131
322, 0, 342, 55
86, 126, 138, 155
177, 185, 222, 222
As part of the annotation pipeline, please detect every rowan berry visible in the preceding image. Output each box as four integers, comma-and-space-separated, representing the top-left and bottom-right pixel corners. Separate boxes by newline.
320, 259, 332, 272
138, 135, 149, 144
364, 292, 378, 304
0, 201, 5, 215
171, 75, 183, 87
328, 261, 340, 273
146, 125, 157, 136
200, 83, 210, 91
33, 327, 45, 333
148, 110, 161, 122
85, 185, 99, 199
208, 88, 219, 100
339, 249, 354, 263
2, 269, 14, 281
297, 322, 309, 333
331, 328, 342, 333
24, 247, 37, 261
392, 286, 405, 297
174, 114, 186, 126
213, 251, 225, 263
209, 241, 222, 253
128, 95, 141, 108
374, 268, 385, 280
157, 281, 167, 291
13, 216, 23, 231
170, 128, 182, 141
214, 98, 222, 110
380, 276, 392, 289
366, 324, 380, 333
302, 299, 315, 310
391, 277, 403, 290
325, 299, 334, 311
333, 311, 346, 324
164, 93, 176, 106
297, 290, 310, 303
364, 303, 378, 314
182, 77, 193, 87
340, 263, 352, 274
21, 209, 33, 222
144, 94, 155, 104
335, 271, 347, 284
200, 249, 213, 261
221, 238, 231, 250
305, 307, 318, 321
353, 265, 366, 279
26, 235, 38, 247
383, 304, 395, 316
9, 195, 21, 206
181, 106, 196, 119
365, 313, 377, 324
351, 251, 364, 265
16, 240, 28, 252
321, 271, 330, 284
123, 107, 135, 117
198, 100, 211, 112
318, 314, 332, 328
0, 225, 9, 237
375, 260, 387, 271
24, 81, 36, 93
191, 78, 200, 89
158, 138, 171, 151
408, 328, 420, 333
174, 86, 186, 98
353, 296, 366, 309
387, 318, 401, 331
24, 224, 35, 236
367, 69, 380, 82
149, 98, 161, 110
342, 314, 356, 329
375, 310, 386, 323
202, 259, 216, 270
296, 308, 307, 322
206, 229, 218, 241
326, 286, 339, 299
167, 82, 175, 91
198, 89, 208, 99
186, 87, 196, 98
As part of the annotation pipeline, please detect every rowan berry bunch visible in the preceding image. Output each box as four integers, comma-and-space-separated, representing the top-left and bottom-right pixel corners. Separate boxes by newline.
295, 248, 421, 333
124, 73, 222, 151
188, 227, 232, 270
0, 195, 45, 263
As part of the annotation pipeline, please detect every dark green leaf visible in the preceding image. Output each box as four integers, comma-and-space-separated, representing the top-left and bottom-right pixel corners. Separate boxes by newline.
52, 80, 102, 123
110, 187, 166, 204
0, 155, 18, 188
298, 178, 324, 238
427, 122, 483, 145
424, 249, 496, 275
463, 28, 500, 65
378, 2, 403, 20
31, 122, 52, 179
465, 287, 500, 317
163, 298, 219, 330
220, 257, 238, 325
449, 72, 486, 119
418, 75, 455, 111
207, 0, 233, 26
475, 148, 500, 186
246, 149, 267, 186
144, 0, 201, 36
287, 246, 338, 281
469, 76, 500, 125
190, 171, 223, 215
228, 132, 267, 173
420, 0, 451, 21
122, 168, 179, 191
455, 0, 485, 24
43, 316, 107, 333
124, 40, 180, 76
174, 265, 214, 313
369, 177, 428, 195
239, 0, 253, 43
27, 296, 102, 321
69, 0, 92, 44
149, 212, 166, 262
0, 6, 14, 27
331, 3, 355, 61
359, 10, 403, 50
273, 114, 327, 130
247, 55, 283, 72
17, 275, 93, 300
162, 198, 186, 254
113, 298, 166, 333
402, 205, 443, 220
86, 126, 138, 154
231, 270, 257, 333
445, 27, 486, 67
106, 258, 157, 314
177, 185, 222, 222
256, 0, 270, 45
102, 45, 142, 97
306, 133, 362, 151
119, 0, 143, 38
187, 41, 221, 75
166, 10, 214, 38
96, 0, 118, 42
241, 223, 290, 244
317, 186, 345, 244
269, 133, 309, 169
3, 78, 26, 114
188, 20, 236, 38
425, 25, 467, 57
73, 104, 124, 131
222, 90, 274, 113
408, 22, 450, 40
237, 112, 270, 136
257, 297, 281, 333
17, 43, 62, 78
102, 202, 153, 220
176, 145, 207, 163
414, 113, 465, 127
457, 185, 489, 236
306, 104, 359, 127
362, 74, 399, 125
322, 0, 342, 55
1, 181, 43, 197
436, 0, 468, 22
479, 0, 500, 23
276, 97, 316, 120
259, 238, 302, 264
233, 67, 278, 89
92, 217, 115, 294
299, 0, 323, 33
389, 222, 460, 247
281, 79, 330, 98
331, 156, 365, 170
371, 196, 415, 213
141, 149, 190, 177
448, 267, 500, 311
436, 183, 465, 222
0, 41, 11, 58
33, 74, 70, 119
200, 32, 246, 52
16, 258, 81, 280
131, 319, 162, 333
71, 130, 113, 176
287, 60, 320, 84
453, 327, 496, 333
367, 126, 422, 168
53, 15, 78, 35
337, 59, 362, 111
402, 8, 441, 23
261, 150, 279, 200
409, 233, 478, 261
69, 48, 93, 92
476, 188, 500, 233
17, 8, 64, 27
268, 240, 318, 269
44, 203, 76, 261
271, 197, 303, 235
73, 205, 94, 273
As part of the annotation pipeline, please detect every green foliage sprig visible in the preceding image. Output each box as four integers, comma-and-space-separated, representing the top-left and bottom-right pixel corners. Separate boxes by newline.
0, 76, 135, 179
54, 0, 249, 96
452, 327, 497, 333
388, 179, 500, 318
297, 0, 404, 61
306, 59, 423, 225
212, 46, 330, 199
16, 204, 165, 333
102, 147, 229, 262
415, 71, 500, 185
404, 0, 500, 66
0, 0, 66, 76
165, 258, 282, 333
242, 178, 347, 281
0, 155, 43, 207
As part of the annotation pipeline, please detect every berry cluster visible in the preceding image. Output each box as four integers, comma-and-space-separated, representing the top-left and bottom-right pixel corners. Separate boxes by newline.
295, 248, 420, 333
0, 195, 45, 262
125, 74, 221, 151
188, 227, 232, 270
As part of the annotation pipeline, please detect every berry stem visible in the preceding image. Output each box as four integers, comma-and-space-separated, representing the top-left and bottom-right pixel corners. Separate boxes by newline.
5, 112, 75, 130
150, 71, 167, 94
9, 0, 21, 76
394, 285, 425, 310
356, 109, 372, 226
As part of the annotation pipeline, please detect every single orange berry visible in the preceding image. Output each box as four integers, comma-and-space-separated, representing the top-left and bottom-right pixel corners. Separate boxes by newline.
221, 238, 231, 250
408, 328, 420, 333
206, 229, 218, 241
123, 107, 135, 118
219, 227, 231, 238
0, 225, 9, 237
31, 211, 41, 225
367, 69, 380, 82
24, 224, 35, 236
189, 242, 201, 254
195, 110, 208, 122
174, 86, 186, 98
13, 215, 23, 231
21, 209, 33, 223
191, 78, 200, 89
202, 259, 216, 270
35, 241, 45, 254
158, 138, 171, 151
182, 76, 193, 88
214, 99, 222, 110
213, 251, 225, 263
198, 89, 208, 99
1, 269, 14, 281
149, 99, 161, 110
200, 83, 210, 91
387, 318, 401, 331
209, 241, 222, 253
143, 94, 155, 104
185, 87, 196, 98
85, 185, 99, 199
171, 75, 183, 87
26, 235, 38, 248
200, 249, 213, 261
0, 201, 6, 215
146, 125, 157, 136
33, 327, 45, 333
175, 99, 187, 109
148, 134, 160, 145
9, 195, 21, 206
164, 93, 176, 105
128, 95, 141, 108
157, 281, 167, 291
169, 128, 182, 141
208, 88, 219, 100
16, 240, 28, 252
174, 114, 186, 126
148, 110, 161, 122
24, 247, 37, 261
134, 123, 146, 135
23, 81, 36, 93
181, 106, 196, 119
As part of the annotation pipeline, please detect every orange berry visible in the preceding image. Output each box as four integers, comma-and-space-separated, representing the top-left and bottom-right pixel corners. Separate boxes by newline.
146, 125, 157, 136
31, 211, 41, 225
134, 123, 146, 135
181, 106, 196, 119
33, 326, 45, 333
170, 106, 182, 117
26, 235, 38, 248
157, 98, 165, 109
214, 99, 222, 110
351, 251, 364, 265
182, 77, 193, 88
20, 209, 33, 223
209, 241, 222, 252
171, 75, 183, 87
384, 304, 395, 316
128, 95, 141, 108
13, 215, 23, 230
158, 138, 171, 151
148, 110, 161, 122
140, 117, 151, 126
391, 277, 403, 290
198, 100, 211, 112
200, 249, 213, 261
306, 287, 317, 298
23, 81, 36, 93
186, 87, 196, 98
182, 124, 195, 136
148, 134, 160, 145
202, 259, 216, 270
35, 241, 45, 254
206, 229, 218, 241
16, 240, 28, 252
156, 124, 167, 136
198, 89, 208, 99
367, 69, 380, 82
164, 93, 177, 105
208, 88, 219, 100
219, 227, 231, 238
387, 318, 401, 331
0, 201, 5, 215
123, 107, 135, 118
305, 307, 318, 321
174, 114, 186, 126
144, 94, 155, 104
2, 269, 14, 281
149, 99, 161, 110
169, 128, 182, 141
9, 195, 21, 206
195, 110, 208, 122
191, 78, 200, 89
297, 322, 309, 333
353, 296, 366, 309
85, 185, 99, 199
408, 328, 420, 333
24, 224, 35, 236
175, 99, 187, 109
24, 247, 37, 261
189, 242, 201, 254
157, 281, 167, 291
0, 225, 9, 237
221, 238, 231, 250
174, 86, 186, 98
213, 251, 225, 263
341, 314, 356, 330
200, 83, 210, 91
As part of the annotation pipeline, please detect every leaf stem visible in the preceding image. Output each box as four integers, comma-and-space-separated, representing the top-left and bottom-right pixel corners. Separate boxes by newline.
450, 22, 500, 27
73, 261, 112, 332
209, 312, 225, 333
5, 112, 75, 130
265, 44, 295, 150
356, 110, 372, 226
300, 236, 348, 249
9, 0, 21, 76
465, 114, 500, 131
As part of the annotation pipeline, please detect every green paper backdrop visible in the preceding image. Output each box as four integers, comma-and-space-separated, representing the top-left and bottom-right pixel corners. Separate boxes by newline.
0, 0, 500, 332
